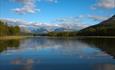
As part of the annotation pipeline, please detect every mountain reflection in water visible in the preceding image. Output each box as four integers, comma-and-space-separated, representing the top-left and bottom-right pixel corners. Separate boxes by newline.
0, 37, 115, 70
80, 38, 115, 59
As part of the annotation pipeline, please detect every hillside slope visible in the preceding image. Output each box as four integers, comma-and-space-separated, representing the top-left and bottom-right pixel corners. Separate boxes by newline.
78, 15, 115, 36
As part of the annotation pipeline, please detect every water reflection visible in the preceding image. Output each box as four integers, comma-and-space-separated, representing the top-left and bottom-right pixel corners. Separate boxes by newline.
80, 38, 115, 59
0, 37, 115, 70
0, 39, 20, 53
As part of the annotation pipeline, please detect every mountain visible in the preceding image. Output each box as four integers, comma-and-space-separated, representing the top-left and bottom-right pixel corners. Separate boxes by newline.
78, 15, 115, 36
31, 28, 48, 34
22, 23, 85, 33
54, 27, 66, 32
0, 19, 86, 34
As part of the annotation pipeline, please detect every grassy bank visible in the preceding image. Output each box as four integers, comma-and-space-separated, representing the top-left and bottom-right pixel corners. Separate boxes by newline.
0, 36, 31, 40
0, 36, 115, 40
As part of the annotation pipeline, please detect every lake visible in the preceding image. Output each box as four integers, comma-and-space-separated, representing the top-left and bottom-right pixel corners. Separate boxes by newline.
0, 37, 115, 70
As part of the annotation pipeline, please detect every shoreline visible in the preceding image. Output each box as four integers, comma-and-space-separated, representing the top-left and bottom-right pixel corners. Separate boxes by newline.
0, 36, 115, 40
28, 36, 115, 39
0, 36, 32, 40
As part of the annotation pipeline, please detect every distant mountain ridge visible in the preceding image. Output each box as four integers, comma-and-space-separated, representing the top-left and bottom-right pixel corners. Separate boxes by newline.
78, 15, 115, 36
0, 19, 85, 33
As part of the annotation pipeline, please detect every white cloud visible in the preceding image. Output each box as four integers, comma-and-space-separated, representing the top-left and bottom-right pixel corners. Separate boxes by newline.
0, 18, 31, 26
87, 15, 108, 21
0, 18, 60, 29
11, 0, 58, 14
0, 17, 87, 31
54, 17, 88, 30
11, 0, 40, 14
73, 15, 109, 21
92, 0, 115, 9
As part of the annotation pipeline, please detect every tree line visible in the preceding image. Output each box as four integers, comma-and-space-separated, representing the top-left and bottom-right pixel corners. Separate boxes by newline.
38, 32, 78, 37
0, 20, 20, 36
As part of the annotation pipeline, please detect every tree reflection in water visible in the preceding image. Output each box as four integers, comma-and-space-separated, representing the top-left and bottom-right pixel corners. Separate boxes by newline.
80, 38, 115, 59
0, 39, 20, 53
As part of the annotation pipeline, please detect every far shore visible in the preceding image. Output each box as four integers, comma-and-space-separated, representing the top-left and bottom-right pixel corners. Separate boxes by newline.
33, 36, 115, 39
0, 36, 115, 40
73, 36, 115, 38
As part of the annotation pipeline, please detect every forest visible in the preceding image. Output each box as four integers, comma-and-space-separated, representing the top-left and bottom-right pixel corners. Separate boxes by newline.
0, 20, 20, 36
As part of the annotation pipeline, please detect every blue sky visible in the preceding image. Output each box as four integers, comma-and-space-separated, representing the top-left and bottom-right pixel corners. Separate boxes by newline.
0, 0, 115, 27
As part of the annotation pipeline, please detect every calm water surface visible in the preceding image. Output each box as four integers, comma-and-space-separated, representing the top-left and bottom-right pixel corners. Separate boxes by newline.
0, 37, 115, 70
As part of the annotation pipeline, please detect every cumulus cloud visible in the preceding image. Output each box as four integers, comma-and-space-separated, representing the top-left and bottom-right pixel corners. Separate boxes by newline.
11, 0, 58, 14
92, 0, 115, 9
11, 0, 40, 14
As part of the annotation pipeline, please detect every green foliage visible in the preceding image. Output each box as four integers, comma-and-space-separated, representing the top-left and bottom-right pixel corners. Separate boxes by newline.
78, 15, 115, 36
0, 20, 20, 36
47, 32, 78, 37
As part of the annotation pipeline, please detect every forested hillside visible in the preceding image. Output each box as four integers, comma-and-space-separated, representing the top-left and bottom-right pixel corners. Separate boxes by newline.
78, 15, 115, 36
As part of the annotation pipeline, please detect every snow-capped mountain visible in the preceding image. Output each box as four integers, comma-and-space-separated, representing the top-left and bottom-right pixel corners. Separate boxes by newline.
0, 18, 87, 33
